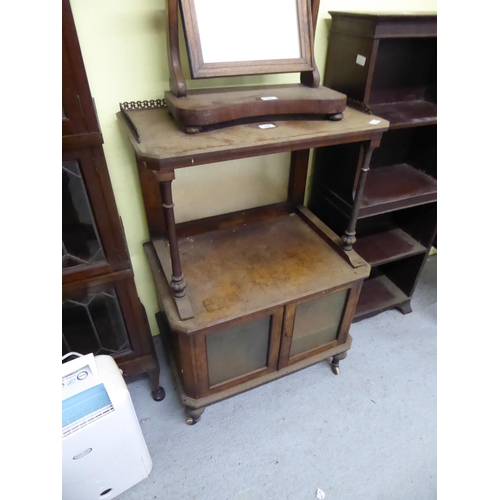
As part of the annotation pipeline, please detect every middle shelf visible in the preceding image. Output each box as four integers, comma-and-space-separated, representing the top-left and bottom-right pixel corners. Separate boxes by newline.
369, 100, 437, 130
146, 209, 371, 334
354, 227, 427, 267
360, 163, 436, 217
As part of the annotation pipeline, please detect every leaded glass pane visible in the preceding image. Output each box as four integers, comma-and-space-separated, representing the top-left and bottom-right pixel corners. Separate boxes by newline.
62, 160, 105, 269
62, 289, 131, 356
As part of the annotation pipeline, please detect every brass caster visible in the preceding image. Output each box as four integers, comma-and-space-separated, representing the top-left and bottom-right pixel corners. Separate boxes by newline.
332, 365, 341, 375
185, 407, 204, 425
186, 127, 201, 134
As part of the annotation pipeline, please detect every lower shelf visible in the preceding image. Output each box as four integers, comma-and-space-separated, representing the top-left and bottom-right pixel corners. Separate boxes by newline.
354, 227, 427, 267
354, 275, 408, 321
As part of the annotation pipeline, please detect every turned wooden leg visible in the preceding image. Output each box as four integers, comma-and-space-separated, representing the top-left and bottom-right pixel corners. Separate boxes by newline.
331, 352, 348, 375
139, 303, 165, 402
342, 145, 375, 251
397, 300, 413, 315
185, 407, 205, 425
148, 368, 166, 401
159, 179, 194, 320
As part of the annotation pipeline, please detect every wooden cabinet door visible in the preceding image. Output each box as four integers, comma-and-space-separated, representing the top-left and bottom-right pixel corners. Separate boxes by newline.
198, 308, 284, 396
278, 283, 362, 368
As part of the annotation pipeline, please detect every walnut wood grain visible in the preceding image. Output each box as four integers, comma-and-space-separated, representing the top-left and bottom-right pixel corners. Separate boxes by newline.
117, 106, 388, 171
164, 84, 346, 130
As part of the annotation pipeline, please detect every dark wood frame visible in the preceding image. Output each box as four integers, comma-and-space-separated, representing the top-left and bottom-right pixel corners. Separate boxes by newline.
62, 0, 164, 400
178, 0, 315, 79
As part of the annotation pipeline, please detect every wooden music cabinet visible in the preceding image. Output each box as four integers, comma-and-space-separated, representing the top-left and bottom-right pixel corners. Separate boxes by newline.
309, 12, 437, 321
118, 104, 388, 424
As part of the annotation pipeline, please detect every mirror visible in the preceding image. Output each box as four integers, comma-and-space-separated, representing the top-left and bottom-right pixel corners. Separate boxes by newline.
179, 0, 315, 78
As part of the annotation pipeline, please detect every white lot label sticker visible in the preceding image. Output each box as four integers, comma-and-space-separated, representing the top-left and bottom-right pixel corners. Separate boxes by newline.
260, 96, 278, 100
356, 54, 367, 66
369, 119, 381, 125
259, 124, 276, 129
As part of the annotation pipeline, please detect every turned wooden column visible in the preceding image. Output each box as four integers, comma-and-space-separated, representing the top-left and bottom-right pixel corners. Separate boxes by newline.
160, 178, 187, 298
342, 144, 375, 251
152, 169, 194, 321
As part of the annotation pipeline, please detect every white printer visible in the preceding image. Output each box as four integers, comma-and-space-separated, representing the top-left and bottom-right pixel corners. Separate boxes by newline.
62, 353, 152, 500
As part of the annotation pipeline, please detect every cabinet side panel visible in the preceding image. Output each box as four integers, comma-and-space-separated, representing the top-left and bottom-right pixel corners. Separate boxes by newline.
324, 32, 373, 102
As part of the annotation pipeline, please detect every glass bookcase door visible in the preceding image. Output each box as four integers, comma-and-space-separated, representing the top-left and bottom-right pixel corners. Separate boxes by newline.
288, 289, 349, 359
62, 160, 106, 270
62, 148, 126, 285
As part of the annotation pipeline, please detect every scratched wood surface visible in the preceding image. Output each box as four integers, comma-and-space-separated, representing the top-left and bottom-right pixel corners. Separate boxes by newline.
116, 106, 388, 170
151, 213, 370, 333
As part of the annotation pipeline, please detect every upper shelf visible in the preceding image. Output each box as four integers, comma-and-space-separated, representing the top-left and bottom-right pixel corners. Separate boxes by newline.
369, 100, 436, 129
328, 11, 437, 39
117, 102, 388, 171
359, 163, 437, 217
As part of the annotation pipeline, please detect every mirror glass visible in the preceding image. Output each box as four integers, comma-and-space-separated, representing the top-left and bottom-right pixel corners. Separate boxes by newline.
194, 0, 301, 63
179, 0, 313, 78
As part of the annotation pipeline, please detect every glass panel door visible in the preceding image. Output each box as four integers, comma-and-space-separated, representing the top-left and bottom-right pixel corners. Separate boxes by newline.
289, 290, 348, 358
206, 315, 272, 387
62, 160, 106, 270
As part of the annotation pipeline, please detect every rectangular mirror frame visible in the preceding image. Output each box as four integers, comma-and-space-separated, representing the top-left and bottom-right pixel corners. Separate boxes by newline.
179, 0, 315, 78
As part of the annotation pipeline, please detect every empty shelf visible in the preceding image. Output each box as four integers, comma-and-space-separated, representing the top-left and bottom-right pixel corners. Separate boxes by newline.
360, 163, 437, 217
354, 275, 408, 320
370, 100, 437, 129
354, 228, 427, 267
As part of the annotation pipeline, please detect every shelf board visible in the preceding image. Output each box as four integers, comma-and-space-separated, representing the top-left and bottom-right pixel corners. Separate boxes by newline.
360, 163, 437, 217
149, 213, 370, 333
370, 100, 437, 129
354, 228, 427, 267
354, 275, 408, 321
